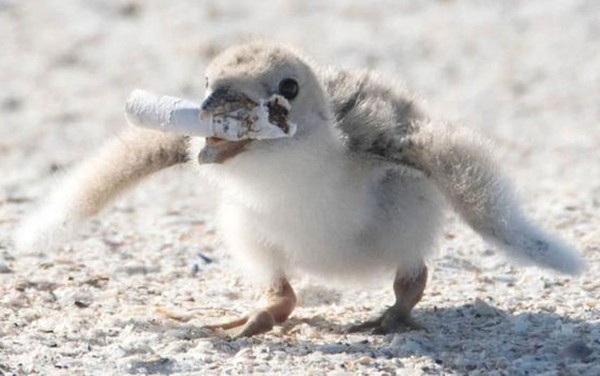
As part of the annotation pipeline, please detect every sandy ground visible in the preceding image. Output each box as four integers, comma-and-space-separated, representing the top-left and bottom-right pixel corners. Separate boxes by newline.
1, 0, 599, 374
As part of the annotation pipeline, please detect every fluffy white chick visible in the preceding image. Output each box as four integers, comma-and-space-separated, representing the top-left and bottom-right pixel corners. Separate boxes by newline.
15, 42, 583, 337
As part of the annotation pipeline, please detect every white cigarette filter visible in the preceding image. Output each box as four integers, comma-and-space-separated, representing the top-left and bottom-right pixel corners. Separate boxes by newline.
124, 89, 296, 141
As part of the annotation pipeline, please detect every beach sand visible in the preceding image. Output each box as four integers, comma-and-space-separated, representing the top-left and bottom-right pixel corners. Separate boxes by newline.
1, 1, 599, 374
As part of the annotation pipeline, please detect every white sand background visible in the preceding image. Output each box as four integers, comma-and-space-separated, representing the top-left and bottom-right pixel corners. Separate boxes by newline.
1, 0, 599, 374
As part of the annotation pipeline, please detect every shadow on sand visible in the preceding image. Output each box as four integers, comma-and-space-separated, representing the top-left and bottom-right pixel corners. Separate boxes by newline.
202, 301, 598, 375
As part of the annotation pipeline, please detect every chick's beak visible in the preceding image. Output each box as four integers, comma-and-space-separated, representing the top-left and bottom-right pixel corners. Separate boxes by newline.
198, 87, 256, 164
201, 86, 258, 113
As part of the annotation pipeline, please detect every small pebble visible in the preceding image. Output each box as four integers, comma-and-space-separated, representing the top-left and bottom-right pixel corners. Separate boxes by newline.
392, 358, 405, 368
562, 340, 593, 360
357, 356, 373, 365
253, 365, 270, 373
318, 343, 348, 354
512, 316, 531, 334
197, 252, 214, 264
234, 347, 253, 359
74, 300, 91, 308
1, 96, 22, 111
473, 298, 499, 317
118, 1, 141, 17
0, 260, 12, 273
129, 357, 174, 374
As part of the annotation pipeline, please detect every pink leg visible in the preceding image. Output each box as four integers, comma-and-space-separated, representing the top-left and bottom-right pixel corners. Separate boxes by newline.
348, 265, 428, 334
204, 277, 296, 338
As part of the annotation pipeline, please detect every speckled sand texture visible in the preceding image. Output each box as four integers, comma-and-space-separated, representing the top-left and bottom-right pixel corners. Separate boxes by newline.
1, 1, 599, 375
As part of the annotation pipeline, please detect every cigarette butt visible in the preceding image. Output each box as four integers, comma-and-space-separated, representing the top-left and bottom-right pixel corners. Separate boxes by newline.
125, 89, 212, 137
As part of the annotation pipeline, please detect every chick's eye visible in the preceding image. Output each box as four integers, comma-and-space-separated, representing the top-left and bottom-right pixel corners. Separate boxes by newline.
278, 78, 299, 100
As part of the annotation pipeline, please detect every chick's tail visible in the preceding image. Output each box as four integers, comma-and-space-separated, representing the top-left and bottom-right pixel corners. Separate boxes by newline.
14, 128, 189, 251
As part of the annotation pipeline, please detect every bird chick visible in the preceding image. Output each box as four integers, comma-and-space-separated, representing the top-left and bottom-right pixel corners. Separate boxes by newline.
15, 42, 584, 338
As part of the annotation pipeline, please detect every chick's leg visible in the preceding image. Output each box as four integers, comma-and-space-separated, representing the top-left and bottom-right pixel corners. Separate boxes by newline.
204, 277, 296, 338
348, 265, 428, 334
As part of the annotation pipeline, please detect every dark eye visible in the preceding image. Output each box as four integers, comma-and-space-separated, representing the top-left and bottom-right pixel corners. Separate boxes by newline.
278, 78, 299, 100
